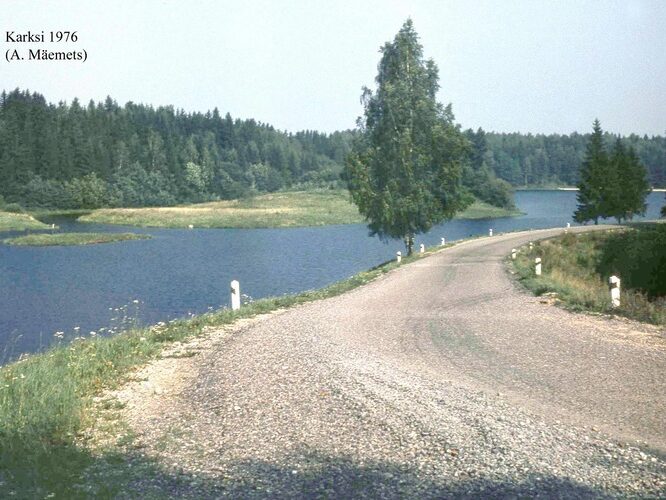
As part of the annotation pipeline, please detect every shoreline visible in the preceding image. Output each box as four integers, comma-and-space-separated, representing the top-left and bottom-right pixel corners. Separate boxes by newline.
556, 187, 666, 192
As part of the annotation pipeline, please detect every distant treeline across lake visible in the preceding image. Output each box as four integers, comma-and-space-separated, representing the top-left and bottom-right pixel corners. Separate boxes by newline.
1, 89, 664, 213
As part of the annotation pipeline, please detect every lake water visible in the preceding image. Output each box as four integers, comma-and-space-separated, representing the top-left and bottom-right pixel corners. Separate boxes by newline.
1, 190, 664, 362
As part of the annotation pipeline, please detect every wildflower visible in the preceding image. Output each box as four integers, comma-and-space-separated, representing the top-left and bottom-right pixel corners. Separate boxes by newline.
54, 331, 64, 339
73, 326, 80, 331
90, 331, 97, 336
132, 299, 140, 304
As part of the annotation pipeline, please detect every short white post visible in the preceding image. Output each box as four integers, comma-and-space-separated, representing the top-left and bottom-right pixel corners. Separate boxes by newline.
566, 222, 571, 230
511, 248, 517, 260
535, 257, 542, 276
188, 224, 194, 230
529, 242, 534, 251
230, 280, 241, 310
51, 223, 56, 229
419, 243, 425, 254
609, 276, 621, 308
396, 251, 402, 264
441, 237, 446, 246
489, 228, 493, 237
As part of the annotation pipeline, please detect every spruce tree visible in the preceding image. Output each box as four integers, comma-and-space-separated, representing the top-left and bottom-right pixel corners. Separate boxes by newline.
604, 138, 626, 222
619, 146, 651, 220
345, 19, 468, 254
574, 119, 608, 224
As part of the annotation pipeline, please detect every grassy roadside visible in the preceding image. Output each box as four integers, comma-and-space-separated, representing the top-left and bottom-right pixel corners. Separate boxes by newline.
3, 232, 150, 247
77, 190, 522, 229
0, 211, 52, 232
0, 241, 449, 497
511, 229, 666, 325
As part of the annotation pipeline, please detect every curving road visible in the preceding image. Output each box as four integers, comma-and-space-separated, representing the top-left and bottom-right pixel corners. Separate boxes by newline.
117, 226, 666, 498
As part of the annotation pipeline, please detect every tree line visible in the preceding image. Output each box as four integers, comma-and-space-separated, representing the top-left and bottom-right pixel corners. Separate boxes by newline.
471, 128, 665, 189
0, 88, 516, 212
0, 89, 352, 209
1, 87, 664, 212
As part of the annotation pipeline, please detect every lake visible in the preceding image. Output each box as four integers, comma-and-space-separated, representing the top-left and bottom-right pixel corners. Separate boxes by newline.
1, 190, 664, 362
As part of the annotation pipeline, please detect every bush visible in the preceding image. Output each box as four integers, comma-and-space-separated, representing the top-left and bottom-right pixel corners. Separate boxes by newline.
597, 225, 666, 299
2, 202, 25, 213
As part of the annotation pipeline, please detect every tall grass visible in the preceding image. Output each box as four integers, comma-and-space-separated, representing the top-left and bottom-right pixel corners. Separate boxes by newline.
512, 230, 666, 325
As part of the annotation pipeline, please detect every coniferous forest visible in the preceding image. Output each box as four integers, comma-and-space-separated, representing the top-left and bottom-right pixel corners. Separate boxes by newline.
0, 89, 351, 209
0, 88, 664, 210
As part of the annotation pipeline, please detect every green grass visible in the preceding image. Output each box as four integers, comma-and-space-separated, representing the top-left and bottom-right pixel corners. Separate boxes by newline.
3, 232, 150, 246
457, 200, 523, 219
0, 211, 52, 232
0, 242, 446, 497
511, 230, 666, 325
78, 190, 521, 229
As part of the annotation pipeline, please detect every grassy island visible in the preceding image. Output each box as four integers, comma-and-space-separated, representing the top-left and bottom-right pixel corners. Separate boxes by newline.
78, 190, 521, 229
0, 211, 52, 232
3, 232, 151, 246
512, 225, 666, 325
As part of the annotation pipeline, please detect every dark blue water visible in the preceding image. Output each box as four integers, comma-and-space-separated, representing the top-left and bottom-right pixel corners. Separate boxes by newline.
1, 190, 664, 361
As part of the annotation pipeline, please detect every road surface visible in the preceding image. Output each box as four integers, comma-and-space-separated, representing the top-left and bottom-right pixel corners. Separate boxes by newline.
114, 226, 666, 498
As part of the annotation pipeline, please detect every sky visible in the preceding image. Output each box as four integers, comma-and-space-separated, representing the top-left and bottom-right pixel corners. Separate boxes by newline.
2, 0, 665, 136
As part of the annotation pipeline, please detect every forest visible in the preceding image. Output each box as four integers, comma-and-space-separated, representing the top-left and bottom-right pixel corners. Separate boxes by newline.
0, 89, 350, 209
0, 89, 664, 210
471, 128, 665, 188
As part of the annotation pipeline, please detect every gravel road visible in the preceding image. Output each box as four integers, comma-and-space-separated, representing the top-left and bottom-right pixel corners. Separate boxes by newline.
115, 226, 665, 498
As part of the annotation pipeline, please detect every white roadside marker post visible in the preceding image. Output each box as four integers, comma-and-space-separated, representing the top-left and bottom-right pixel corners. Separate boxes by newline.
529, 242, 534, 251
441, 237, 446, 246
511, 248, 517, 260
396, 251, 402, 264
420, 243, 425, 254
230, 280, 241, 311
609, 276, 621, 308
489, 228, 493, 237
535, 257, 542, 276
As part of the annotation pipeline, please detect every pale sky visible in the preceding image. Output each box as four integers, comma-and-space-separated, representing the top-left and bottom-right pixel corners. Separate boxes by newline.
2, 0, 665, 135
